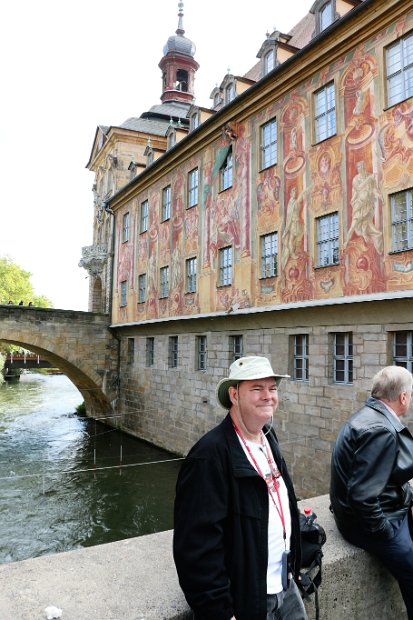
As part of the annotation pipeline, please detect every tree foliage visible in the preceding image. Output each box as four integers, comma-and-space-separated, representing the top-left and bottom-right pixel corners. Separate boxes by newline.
0, 256, 52, 307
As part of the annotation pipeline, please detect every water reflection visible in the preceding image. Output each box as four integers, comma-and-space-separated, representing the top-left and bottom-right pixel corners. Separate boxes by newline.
0, 373, 181, 563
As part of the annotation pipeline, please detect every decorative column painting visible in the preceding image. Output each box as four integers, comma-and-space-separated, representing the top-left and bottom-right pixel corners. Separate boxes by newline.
341, 47, 386, 295
280, 94, 313, 303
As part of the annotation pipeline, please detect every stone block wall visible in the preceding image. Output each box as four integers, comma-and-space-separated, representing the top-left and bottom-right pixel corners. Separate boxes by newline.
115, 298, 413, 498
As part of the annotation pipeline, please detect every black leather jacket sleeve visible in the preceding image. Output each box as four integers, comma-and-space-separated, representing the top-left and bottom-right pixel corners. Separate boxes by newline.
347, 425, 396, 539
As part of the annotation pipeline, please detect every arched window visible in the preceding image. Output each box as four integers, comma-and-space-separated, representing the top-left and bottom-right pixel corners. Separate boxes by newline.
176, 69, 188, 92
225, 82, 235, 104
264, 49, 275, 75
320, 1, 333, 31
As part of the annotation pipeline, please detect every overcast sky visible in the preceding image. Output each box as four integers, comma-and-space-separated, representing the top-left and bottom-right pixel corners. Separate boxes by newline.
0, 0, 311, 311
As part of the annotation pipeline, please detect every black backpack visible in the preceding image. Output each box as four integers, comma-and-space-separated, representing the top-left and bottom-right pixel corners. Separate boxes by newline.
298, 510, 327, 620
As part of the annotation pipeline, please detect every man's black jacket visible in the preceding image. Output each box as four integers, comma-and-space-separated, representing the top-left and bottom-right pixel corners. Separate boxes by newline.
173, 414, 302, 620
330, 397, 413, 540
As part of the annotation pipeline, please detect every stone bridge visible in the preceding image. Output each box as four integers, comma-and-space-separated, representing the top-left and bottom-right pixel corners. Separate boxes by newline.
0, 305, 119, 418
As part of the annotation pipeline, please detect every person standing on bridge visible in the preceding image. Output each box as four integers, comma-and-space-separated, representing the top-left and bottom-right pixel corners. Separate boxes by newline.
173, 356, 306, 620
330, 365, 413, 619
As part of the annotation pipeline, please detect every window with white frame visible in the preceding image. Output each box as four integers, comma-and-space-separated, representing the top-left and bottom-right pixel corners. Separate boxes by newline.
230, 335, 243, 363
293, 334, 309, 381
162, 185, 171, 221
264, 49, 275, 75
168, 336, 179, 368
138, 273, 146, 303
391, 188, 413, 252
386, 32, 413, 107
320, 1, 333, 31
261, 119, 277, 169
146, 337, 154, 367
196, 335, 207, 370
225, 82, 236, 104
393, 331, 413, 372
261, 232, 278, 278
160, 266, 169, 298
314, 82, 336, 143
190, 111, 200, 131
186, 257, 197, 293
316, 212, 339, 267
219, 246, 232, 286
188, 168, 199, 208
127, 338, 135, 365
120, 281, 127, 307
122, 212, 130, 243
333, 332, 353, 384
140, 199, 149, 232
220, 149, 233, 191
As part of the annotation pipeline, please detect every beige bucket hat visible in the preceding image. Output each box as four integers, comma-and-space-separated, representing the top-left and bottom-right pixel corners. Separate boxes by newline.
216, 355, 290, 410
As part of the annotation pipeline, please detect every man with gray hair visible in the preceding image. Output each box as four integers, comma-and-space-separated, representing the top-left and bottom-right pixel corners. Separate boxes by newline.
330, 365, 413, 618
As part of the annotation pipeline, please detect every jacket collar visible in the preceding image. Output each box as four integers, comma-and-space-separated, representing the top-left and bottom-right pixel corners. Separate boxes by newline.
222, 413, 281, 477
366, 396, 406, 432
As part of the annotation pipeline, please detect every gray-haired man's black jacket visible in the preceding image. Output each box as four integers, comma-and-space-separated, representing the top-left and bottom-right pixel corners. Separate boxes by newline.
330, 396, 413, 540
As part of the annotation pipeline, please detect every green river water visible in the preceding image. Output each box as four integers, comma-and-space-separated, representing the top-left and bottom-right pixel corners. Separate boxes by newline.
0, 373, 182, 564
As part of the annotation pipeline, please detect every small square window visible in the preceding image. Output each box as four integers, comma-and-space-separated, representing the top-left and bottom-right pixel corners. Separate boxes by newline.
168, 336, 179, 368
146, 337, 154, 367
333, 332, 353, 384
127, 338, 135, 365
293, 334, 309, 381
229, 335, 243, 363
196, 335, 207, 370
393, 331, 413, 372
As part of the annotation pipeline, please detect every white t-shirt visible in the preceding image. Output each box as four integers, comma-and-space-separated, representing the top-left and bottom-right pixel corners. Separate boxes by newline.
239, 435, 292, 594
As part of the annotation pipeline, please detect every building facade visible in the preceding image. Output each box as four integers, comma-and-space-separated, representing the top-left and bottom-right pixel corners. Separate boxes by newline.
81, 0, 413, 497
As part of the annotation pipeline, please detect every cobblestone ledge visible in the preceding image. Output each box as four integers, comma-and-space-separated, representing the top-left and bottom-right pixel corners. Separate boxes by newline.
0, 495, 406, 620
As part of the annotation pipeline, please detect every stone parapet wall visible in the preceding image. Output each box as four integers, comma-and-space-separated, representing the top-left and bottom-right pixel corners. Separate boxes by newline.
0, 494, 405, 619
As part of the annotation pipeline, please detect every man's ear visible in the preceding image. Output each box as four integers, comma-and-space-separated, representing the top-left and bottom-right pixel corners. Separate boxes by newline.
228, 385, 238, 406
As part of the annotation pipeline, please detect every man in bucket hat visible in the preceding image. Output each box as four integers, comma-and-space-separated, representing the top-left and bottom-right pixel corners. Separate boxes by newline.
173, 356, 306, 620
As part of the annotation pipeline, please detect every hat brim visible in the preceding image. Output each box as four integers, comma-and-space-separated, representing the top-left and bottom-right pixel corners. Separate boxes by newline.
216, 374, 289, 410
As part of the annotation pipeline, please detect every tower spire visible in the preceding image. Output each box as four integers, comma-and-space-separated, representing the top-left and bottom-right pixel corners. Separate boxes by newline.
176, 1, 185, 36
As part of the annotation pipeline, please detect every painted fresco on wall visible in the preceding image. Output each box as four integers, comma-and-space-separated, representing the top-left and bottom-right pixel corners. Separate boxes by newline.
201, 155, 214, 269
340, 46, 386, 295
184, 202, 198, 256
280, 95, 314, 302
309, 138, 343, 299
168, 171, 185, 317
112, 10, 413, 324
233, 122, 251, 257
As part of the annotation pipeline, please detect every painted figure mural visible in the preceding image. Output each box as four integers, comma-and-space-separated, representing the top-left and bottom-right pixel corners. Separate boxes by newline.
346, 160, 383, 253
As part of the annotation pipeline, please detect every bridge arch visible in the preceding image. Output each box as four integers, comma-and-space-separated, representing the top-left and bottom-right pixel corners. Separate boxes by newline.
0, 306, 119, 419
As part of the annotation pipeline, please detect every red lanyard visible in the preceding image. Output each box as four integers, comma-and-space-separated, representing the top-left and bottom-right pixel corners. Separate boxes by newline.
232, 421, 287, 543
